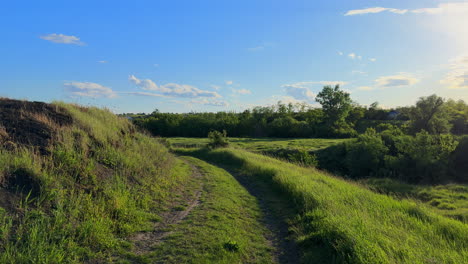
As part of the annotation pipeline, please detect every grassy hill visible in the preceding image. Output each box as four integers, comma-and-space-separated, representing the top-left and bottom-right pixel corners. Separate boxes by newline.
0, 99, 192, 262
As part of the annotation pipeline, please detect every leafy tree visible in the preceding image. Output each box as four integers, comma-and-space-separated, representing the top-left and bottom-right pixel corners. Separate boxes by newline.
408, 94, 451, 134
316, 85, 355, 137
316, 85, 352, 124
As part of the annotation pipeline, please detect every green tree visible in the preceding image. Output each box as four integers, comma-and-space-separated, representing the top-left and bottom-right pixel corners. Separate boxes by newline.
316, 85, 355, 137
408, 94, 451, 134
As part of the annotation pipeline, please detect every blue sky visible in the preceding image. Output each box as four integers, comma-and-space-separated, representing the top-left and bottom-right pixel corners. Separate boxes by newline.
1, 0, 467, 113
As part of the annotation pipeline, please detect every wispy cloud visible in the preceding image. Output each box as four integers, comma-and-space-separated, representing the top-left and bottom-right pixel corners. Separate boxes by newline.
345, 3, 468, 16
232, 88, 252, 95
282, 81, 347, 102
211, 85, 221, 90
129, 75, 221, 98
248, 46, 265, 52
64, 82, 116, 98
40, 33, 85, 45
225, 80, 233, 85
348, 53, 362, 60
375, 73, 419, 87
98, 60, 108, 64
120, 91, 167, 97
247, 42, 274, 52
440, 55, 468, 89
345, 7, 408, 16
191, 98, 228, 107
352, 70, 367, 75
369, 58, 377, 62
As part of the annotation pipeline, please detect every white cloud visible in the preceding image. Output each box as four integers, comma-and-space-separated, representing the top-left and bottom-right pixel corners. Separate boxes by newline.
129, 75, 221, 98
121, 92, 167, 97
98, 60, 108, 64
345, 7, 408, 16
290, 81, 348, 87
369, 58, 377, 62
233, 88, 252, 95
64, 82, 116, 98
211, 85, 221, 90
40, 33, 85, 45
411, 3, 468, 14
348, 53, 357, 59
191, 98, 228, 107
225, 80, 233, 85
346, 3, 468, 16
282, 81, 347, 102
352, 70, 367, 75
440, 55, 468, 89
284, 86, 315, 102
375, 73, 419, 87
129, 75, 159, 91
338, 51, 344, 56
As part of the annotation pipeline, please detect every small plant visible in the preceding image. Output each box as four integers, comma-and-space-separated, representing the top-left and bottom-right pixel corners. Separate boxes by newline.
223, 240, 240, 252
207, 130, 229, 149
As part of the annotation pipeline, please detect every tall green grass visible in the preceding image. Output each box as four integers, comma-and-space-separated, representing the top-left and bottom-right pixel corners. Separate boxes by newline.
185, 148, 468, 264
0, 103, 190, 262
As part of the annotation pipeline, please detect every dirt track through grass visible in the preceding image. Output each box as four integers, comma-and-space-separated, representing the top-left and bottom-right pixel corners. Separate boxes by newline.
131, 163, 204, 255
218, 165, 300, 263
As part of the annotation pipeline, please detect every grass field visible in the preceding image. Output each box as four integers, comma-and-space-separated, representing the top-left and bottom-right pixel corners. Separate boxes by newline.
168, 137, 350, 152
177, 147, 468, 264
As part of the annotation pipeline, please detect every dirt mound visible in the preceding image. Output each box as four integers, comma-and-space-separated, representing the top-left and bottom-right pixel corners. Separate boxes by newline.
0, 98, 72, 154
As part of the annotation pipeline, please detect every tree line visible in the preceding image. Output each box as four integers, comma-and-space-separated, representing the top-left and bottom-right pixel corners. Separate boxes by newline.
128, 85, 468, 138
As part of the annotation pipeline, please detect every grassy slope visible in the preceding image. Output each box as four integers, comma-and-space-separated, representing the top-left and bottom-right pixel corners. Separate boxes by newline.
145, 157, 275, 264
169, 137, 349, 152
180, 147, 468, 264
0, 103, 191, 263
363, 178, 468, 223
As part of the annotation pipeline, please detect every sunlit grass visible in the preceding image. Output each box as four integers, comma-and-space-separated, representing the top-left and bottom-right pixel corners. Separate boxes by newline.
180, 147, 468, 264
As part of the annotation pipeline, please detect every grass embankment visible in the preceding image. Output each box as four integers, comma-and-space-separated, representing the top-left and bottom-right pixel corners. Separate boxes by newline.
179, 147, 468, 264
364, 178, 468, 223
145, 157, 276, 263
0, 102, 191, 263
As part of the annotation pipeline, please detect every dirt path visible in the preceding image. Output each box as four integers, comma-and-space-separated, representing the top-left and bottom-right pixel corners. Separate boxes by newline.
130, 163, 203, 255
188, 157, 300, 264
230, 169, 301, 264
130, 157, 299, 263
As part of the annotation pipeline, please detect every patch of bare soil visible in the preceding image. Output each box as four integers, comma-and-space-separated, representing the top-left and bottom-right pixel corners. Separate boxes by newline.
130, 164, 203, 255
0, 98, 72, 154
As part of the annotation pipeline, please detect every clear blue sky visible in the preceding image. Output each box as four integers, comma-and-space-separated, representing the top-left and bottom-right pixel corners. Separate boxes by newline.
1, 0, 467, 113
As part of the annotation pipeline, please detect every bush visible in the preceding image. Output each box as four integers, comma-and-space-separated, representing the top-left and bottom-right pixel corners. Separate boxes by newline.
207, 130, 229, 149
316, 129, 461, 184
451, 135, 468, 182
346, 128, 388, 178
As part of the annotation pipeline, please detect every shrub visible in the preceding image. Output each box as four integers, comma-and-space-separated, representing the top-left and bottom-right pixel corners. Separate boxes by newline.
207, 130, 229, 149
346, 128, 388, 178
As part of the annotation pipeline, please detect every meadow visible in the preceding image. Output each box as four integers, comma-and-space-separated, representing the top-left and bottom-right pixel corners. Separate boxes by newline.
168, 137, 349, 152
